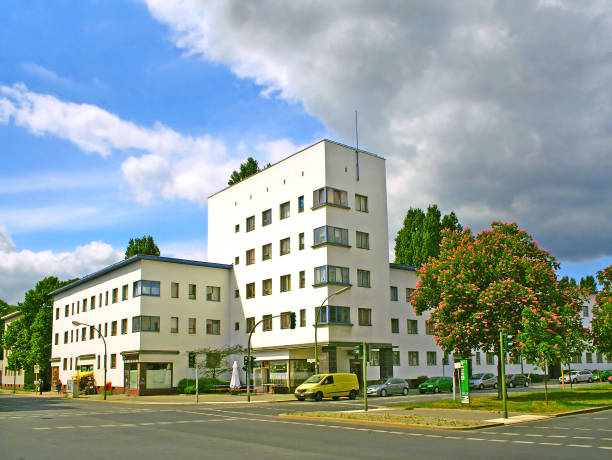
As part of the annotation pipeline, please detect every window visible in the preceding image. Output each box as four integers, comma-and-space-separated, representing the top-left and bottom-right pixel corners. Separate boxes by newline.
571, 353, 582, 364
189, 318, 196, 334
427, 352, 437, 366
170, 317, 179, 333
280, 274, 291, 292
77, 301, 80, 314
81, 327, 86, 341
104, 323, 108, 336
406, 288, 415, 302
64, 331, 68, 344
475, 352, 481, 365
55, 308, 59, 320
91, 295, 96, 310
358, 308, 372, 326
206, 319, 221, 335
188, 352, 196, 369
280, 312, 292, 329
597, 353, 603, 363
121, 319, 127, 335
65, 305, 69, 317
235, 322, 240, 331
105, 291, 109, 305
298, 195, 304, 213
313, 187, 348, 208
443, 353, 450, 366
317, 306, 351, 324
246, 282, 255, 299
299, 232, 304, 250
357, 269, 371, 288
83, 298, 88, 312
314, 265, 350, 285
246, 248, 255, 265
313, 226, 349, 247
235, 224, 240, 233
486, 353, 495, 365
70, 330, 73, 342
110, 354, 117, 369
171, 282, 179, 298
133, 280, 161, 297
262, 278, 272, 296
189, 284, 197, 300
132, 316, 160, 332
262, 209, 272, 226
407, 320, 418, 334
262, 243, 272, 260
235, 256, 239, 265
280, 237, 290, 255
246, 215, 255, 232
99, 293, 102, 308
300, 309, 306, 327
356, 231, 369, 249
299, 270, 305, 288
393, 351, 400, 366
582, 305, 589, 317
390, 286, 398, 301
408, 351, 419, 366
391, 318, 399, 333
262, 314, 273, 331
425, 319, 435, 335
111, 321, 117, 336
355, 194, 368, 212
70, 358, 72, 370
54, 333, 58, 345
112, 288, 118, 303
370, 351, 380, 366
234, 289, 239, 298
122, 284, 128, 301
207, 286, 221, 301
280, 201, 290, 219
63, 358, 67, 370
246, 317, 255, 334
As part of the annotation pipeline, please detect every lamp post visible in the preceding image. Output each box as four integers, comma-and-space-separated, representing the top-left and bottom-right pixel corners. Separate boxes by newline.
314, 285, 351, 375
72, 321, 107, 400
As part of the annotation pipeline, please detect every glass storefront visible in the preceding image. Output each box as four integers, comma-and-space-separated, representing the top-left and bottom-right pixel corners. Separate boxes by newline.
143, 363, 172, 389
254, 359, 315, 392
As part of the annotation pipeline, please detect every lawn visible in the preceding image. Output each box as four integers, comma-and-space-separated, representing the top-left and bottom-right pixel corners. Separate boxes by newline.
396, 385, 612, 414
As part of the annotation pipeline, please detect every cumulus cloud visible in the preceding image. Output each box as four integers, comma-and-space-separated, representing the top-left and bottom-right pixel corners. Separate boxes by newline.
145, 0, 612, 261
0, 83, 239, 203
0, 226, 123, 304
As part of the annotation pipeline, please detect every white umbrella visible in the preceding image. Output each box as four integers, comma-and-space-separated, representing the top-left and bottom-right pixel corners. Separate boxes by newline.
230, 361, 241, 389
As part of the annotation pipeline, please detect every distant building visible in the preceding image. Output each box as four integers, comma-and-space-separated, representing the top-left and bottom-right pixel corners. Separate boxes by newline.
1, 311, 24, 389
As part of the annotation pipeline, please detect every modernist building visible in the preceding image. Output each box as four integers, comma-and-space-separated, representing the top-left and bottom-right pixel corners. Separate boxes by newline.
49, 140, 609, 393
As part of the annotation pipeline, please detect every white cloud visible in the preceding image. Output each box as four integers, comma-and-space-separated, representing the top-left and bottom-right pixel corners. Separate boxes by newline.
0, 227, 123, 304
146, 0, 612, 261
20, 62, 74, 87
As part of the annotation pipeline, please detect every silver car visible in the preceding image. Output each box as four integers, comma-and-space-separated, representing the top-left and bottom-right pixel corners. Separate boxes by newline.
366, 378, 409, 397
559, 369, 594, 384
469, 373, 498, 390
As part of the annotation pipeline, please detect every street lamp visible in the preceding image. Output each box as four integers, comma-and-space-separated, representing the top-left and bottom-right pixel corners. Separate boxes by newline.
314, 285, 351, 374
72, 320, 107, 400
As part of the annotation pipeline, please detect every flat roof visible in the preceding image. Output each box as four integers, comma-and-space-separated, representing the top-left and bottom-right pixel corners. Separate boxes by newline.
49, 255, 232, 297
1, 310, 22, 321
389, 263, 417, 271
209, 138, 385, 198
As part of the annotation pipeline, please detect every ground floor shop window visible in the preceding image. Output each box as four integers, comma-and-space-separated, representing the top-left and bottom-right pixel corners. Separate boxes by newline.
143, 363, 172, 389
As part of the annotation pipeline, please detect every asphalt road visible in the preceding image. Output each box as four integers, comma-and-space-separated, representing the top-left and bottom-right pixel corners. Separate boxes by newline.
1, 394, 610, 459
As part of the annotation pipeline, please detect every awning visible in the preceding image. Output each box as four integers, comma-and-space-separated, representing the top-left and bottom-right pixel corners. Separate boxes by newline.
71, 371, 94, 379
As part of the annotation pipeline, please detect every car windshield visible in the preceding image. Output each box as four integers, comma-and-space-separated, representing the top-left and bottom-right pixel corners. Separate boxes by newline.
424, 378, 440, 383
303, 375, 325, 384
372, 379, 389, 385
471, 374, 483, 379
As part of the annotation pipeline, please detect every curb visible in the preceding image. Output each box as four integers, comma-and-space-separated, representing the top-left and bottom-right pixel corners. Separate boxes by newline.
278, 413, 504, 431
55, 397, 297, 405
553, 405, 612, 417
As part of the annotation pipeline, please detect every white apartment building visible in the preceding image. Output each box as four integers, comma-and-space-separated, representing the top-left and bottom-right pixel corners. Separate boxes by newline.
49, 140, 609, 393
1, 311, 25, 389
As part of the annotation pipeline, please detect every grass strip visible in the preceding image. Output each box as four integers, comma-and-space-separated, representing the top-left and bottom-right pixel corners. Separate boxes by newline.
397, 385, 612, 414
283, 411, 481, 427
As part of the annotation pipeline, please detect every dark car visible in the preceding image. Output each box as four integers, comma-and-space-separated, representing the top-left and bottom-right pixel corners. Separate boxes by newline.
505, 374, 530, 388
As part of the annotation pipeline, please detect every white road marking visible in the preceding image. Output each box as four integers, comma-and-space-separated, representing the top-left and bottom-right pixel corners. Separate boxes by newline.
525, 434, 543, 437
598, 446, 612, 451
139, 423, 154, 425
512, 441, 534, 444
56, 426, 73, 429
572, 436, 594, 439
502, 433, 520, 436
488, 439, 507, 443
539, 442, 561, 446
466, 438, 485, 441
32, 427, 51, 430
547, 435, 567, 438
78, 425, 95, 428
592, 417, 607, 420
100, 424, 116, 427
567, 444, 591, 448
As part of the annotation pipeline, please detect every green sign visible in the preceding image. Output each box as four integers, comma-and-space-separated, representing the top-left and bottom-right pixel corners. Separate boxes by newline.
459, 359, 470, 404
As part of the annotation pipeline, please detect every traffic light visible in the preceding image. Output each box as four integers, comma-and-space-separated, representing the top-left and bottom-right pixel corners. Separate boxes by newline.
243, 356, 249, 366
290, 312, 296, 329
354, 343, 370, 360
504, 335, 513, 348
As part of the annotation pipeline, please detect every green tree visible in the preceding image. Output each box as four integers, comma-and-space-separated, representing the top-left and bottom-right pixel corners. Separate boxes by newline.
125, 235, 160, 259
591, 265, 612, 357
0, 299, 16, 358
228, 157, 262, 186
412, 222, 585, 397
580, 275, 597, 294
194, 345, 245, 380
394, 205, 462, 267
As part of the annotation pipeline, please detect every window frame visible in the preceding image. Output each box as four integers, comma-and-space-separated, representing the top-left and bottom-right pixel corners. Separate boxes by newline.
206, 319, 221, 335
262, 278, 272, 296
312, 186, 349, 209
313, 225, 350, 247
313, 265, 350, 286
280, 237, 290, 256
246, 215, 255, 232
358, 308, 372, 326
355, 194, 368, 212
280, 274, 291, 292
356, 231, 369, 249
280, 201, 290, 219
357, 269, 371, 288
246, 282, 255, 299
262, 209, 272, 226
206, 286, 221, 302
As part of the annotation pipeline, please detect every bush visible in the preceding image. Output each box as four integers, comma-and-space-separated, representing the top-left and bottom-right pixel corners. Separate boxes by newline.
415, 376, 429, 386
184, 385, 196, 394
528, 373, 547, 383
176, 377, 228, 394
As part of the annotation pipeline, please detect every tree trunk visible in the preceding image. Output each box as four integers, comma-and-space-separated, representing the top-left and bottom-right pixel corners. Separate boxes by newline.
544, 361, 548, 405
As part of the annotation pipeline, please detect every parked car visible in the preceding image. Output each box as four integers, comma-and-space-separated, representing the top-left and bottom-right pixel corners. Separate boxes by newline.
558, 369, 593, 384
591, 369, 612, 381
505, 374, 530, 388
366, 378, 409, 397
418, 376, 453, 394
608, 375, 612, 384
294, 373, 359, 401
469, 373, 497, 390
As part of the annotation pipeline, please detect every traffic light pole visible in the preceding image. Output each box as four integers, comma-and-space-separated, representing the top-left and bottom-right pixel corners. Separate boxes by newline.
499, 331, 508, 419
362, 341, 368, 412
247, 313, 296, 402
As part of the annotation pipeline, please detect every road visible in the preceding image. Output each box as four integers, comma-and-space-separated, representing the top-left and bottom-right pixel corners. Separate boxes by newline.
1, 393, 610, 459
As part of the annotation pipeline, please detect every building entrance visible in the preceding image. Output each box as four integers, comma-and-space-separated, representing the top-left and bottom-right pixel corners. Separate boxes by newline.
349, 359, 363, 388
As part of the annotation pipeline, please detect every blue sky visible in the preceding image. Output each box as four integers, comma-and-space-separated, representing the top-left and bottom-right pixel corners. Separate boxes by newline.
1, 0, 611, 303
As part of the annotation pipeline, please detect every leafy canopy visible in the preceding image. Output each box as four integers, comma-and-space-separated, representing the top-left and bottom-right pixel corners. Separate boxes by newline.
192, 345, 245, 380
394, 205, 462, 268
412, 221, 586, 361
591, 265, 612, 356
125, 235, 160, 259
228, 157, 270, 186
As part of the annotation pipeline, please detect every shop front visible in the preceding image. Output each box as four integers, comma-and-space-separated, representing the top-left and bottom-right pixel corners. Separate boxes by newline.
121, 350, 177, 395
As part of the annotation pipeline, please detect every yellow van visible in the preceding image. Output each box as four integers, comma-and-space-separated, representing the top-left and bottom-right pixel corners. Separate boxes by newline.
294, 373, 359, 401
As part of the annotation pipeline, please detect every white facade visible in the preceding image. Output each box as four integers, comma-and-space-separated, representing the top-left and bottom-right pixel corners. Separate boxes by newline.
1, 311, 24, 388
50, 140, 610, 392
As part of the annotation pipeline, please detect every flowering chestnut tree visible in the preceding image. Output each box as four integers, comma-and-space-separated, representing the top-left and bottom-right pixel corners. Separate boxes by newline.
413, 221, 587, 376
591, 265, 612, 356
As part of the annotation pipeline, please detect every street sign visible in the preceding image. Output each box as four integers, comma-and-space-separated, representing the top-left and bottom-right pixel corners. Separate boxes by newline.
34, 365, 40, 374
459, 359, 470, 404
